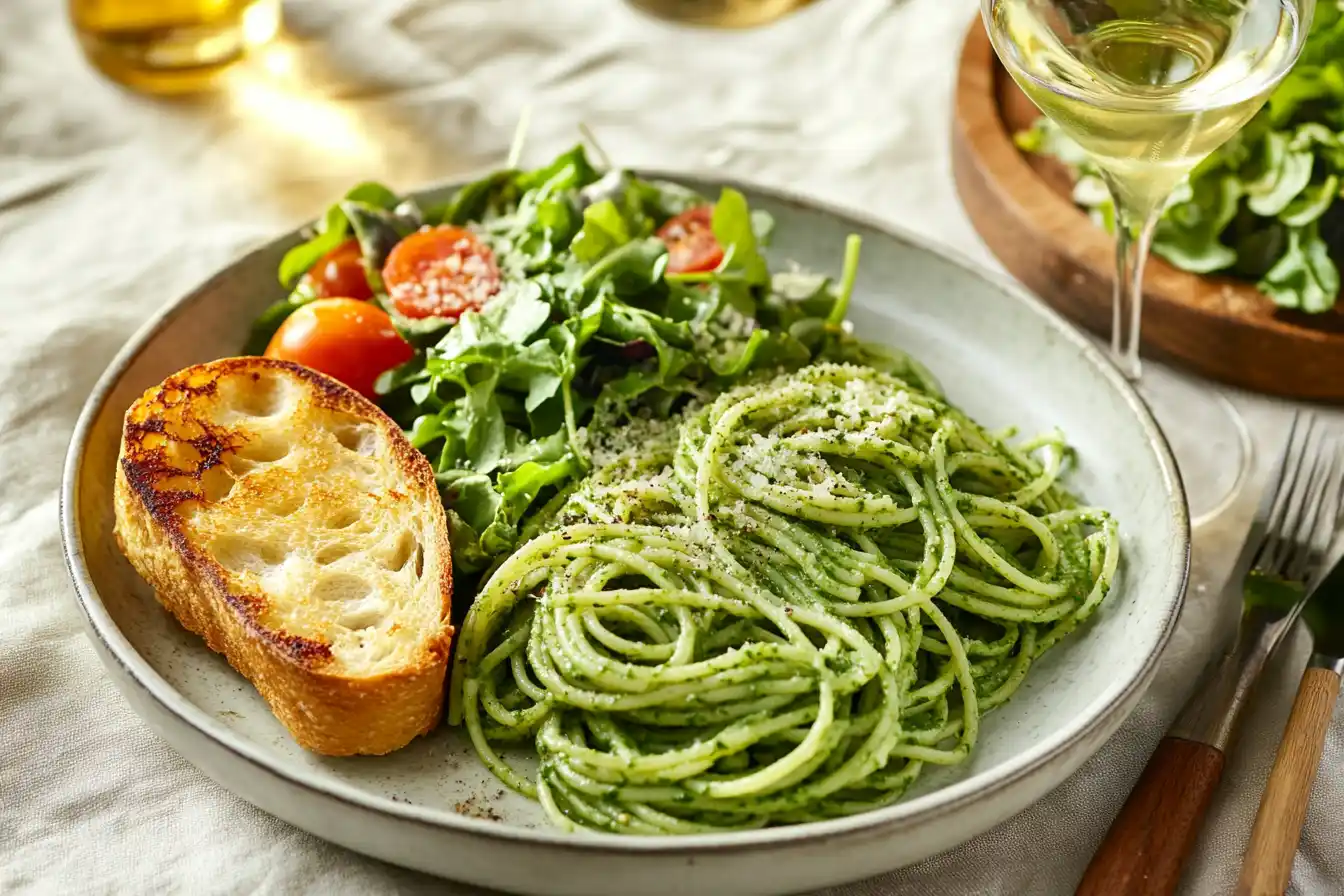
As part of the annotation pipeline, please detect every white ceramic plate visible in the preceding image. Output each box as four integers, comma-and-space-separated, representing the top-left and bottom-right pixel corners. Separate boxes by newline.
61, 174, 1189, 896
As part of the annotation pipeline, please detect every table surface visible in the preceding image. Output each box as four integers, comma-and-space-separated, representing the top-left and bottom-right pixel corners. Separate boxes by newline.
3, 0, 1342, 893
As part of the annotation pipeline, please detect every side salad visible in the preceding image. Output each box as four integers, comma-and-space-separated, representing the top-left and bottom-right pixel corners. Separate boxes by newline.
1017, 2, 1344, 313
249, 144, 915, 581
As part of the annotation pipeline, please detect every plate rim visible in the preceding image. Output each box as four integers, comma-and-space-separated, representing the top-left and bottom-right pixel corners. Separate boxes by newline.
59, 167, 1192, 855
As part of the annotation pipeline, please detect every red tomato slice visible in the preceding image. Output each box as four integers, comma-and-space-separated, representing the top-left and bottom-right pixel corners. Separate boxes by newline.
264, 298, 413, 400
656, 206, 724, 274
381, 226, 502, 321
301, 238, 374, 301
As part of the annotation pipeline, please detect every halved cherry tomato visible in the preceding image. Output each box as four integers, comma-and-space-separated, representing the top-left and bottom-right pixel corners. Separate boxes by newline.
381, 225, 501, 321
264, 298, 413, 400
656, 206, 724, 274
300, 239, 374, 301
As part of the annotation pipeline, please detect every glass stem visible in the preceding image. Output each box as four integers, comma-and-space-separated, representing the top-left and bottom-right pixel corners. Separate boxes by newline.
1108, 199, 1163, 383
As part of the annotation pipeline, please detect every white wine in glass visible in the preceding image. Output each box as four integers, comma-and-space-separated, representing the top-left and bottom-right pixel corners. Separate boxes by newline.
983, 0, 1314, 524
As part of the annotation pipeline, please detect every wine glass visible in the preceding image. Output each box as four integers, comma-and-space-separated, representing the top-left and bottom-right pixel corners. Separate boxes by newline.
982, 0, 1314, 525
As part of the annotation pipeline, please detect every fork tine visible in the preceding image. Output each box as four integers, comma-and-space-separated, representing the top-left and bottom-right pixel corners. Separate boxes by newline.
1282, 432, 1338, 582
1315, 441, 1342, 532
1251, 414, 1314, 575
1282, 423, 1328, 553
1251, 414, 1304, 559
1314, 434, 1344, 564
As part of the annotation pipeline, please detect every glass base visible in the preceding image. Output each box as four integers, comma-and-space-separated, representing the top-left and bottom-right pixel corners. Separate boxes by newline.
1134, 368, 1253, 529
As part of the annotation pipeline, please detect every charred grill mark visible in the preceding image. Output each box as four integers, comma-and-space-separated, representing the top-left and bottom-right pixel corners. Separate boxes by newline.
194, 552, 335, 664
120, 361, 343, 665
280, 360, 358, 408
269, 630, 335, 662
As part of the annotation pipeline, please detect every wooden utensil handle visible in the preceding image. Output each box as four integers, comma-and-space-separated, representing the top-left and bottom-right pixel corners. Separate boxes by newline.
1234, 667, 1342, 896
1074, 736, 1225, 896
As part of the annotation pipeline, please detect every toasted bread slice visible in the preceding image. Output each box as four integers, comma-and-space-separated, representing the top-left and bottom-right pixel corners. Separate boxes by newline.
113, 357, 453, 756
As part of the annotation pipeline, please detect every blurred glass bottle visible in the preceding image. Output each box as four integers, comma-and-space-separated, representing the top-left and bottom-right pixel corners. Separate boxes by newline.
627, 0, 815, 27
70, 0, 281, 94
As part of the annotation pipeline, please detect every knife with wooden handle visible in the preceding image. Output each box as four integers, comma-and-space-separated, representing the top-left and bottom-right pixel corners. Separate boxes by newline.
1236, 544, 1344, 896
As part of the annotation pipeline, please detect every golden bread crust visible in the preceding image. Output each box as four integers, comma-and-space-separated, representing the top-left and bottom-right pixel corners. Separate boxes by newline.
113, 357, 453, 756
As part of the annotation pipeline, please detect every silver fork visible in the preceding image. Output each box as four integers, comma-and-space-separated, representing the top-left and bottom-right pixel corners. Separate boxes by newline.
1076, 412, 1344, 896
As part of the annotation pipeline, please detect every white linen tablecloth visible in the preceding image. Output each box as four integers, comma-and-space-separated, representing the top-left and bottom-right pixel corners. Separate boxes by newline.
2, 0, 1341, 892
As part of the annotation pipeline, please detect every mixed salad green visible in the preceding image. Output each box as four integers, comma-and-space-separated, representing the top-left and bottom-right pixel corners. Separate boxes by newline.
1018, 2, 1344, 313
250, 144, 915, 581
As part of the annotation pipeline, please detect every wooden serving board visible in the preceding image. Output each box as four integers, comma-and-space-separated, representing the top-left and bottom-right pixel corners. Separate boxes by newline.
951, 21, 1344, 402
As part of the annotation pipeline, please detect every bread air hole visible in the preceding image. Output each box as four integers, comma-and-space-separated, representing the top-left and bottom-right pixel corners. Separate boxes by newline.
338, 597, 385, 631
222, 436, 291, 479
212, 534, 286, 575
312, 572, 370, 603
366, 641, 395, 663
271, 495, 305, 517
200, 465, 236, 504
165, 439, 204, 471
312, 574, 385, 630
221, 455, 258, 478
331, 418, 378, 456
235, 372, 288, 417
323, 506, 361, 530
236, 434, 290, 464
378, 530, 420, 572
314, 541, 356, 565
214, 372, 293, 424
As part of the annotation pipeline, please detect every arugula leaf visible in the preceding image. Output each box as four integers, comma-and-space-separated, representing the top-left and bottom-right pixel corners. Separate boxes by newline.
580, 238, 669, 293
709, 328, 811, 378
630, 177, 705, 220
428, 170, 519, 226
277, 181, 403, 287
344, 182, 402, 210
711, 187, 771, 288
495, 281, 553, 344
519, 145, 601, 193
342, 200, 420, 293
570, 199, 634, 263
243, 288, 316, 356
277, 205, 348, 289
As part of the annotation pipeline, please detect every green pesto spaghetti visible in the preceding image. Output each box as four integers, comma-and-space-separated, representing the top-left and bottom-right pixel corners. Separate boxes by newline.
447, 363, 1120, 834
